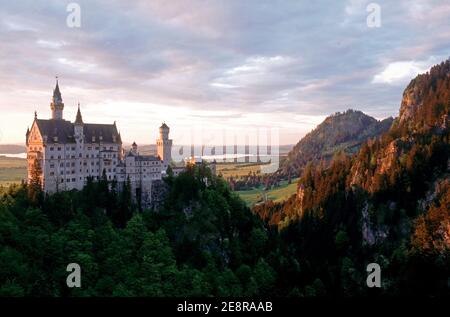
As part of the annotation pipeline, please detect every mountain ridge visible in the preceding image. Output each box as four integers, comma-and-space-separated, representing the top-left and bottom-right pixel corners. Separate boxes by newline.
278, 109, 393, 177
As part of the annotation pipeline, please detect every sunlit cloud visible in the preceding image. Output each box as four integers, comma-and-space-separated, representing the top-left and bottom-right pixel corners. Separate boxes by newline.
0, 0, 449, 145
372, 56, 443, 84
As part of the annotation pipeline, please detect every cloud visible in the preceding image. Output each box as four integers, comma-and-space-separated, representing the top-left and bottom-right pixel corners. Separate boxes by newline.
372, 56, 443, 84
0, 0, 449, 144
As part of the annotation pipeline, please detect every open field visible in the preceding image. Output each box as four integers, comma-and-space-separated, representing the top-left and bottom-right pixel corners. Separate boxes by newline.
0, 156, 27, 186
236, 178, 299, 206
216, 162, 270, 178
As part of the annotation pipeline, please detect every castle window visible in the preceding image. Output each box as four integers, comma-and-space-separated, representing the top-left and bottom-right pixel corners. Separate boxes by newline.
50, 147, 54, 151
58, 156, 61, 159
79, 153, 82, 158
57, 147, 61, 151
51, 156, 54, 159
50, 164, 55, 168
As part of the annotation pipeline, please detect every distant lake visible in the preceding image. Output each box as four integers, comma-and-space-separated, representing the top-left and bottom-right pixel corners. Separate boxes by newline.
0, 153, 27, 159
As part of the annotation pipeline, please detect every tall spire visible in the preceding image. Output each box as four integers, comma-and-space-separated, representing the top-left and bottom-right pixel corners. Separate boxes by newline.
50, 77, 64, 120
53, 77, 62, 103
75, 102, 83, 124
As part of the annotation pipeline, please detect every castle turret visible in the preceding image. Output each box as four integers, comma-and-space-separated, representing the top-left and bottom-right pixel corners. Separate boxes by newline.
50, 78, 64, 120
157, 122, 172, 170
132, 141, 138, 154
74, 103, 84, 141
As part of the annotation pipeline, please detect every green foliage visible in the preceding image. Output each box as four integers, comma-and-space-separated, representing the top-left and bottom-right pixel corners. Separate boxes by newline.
0, 163, 288, 297
0, 63, 448, 297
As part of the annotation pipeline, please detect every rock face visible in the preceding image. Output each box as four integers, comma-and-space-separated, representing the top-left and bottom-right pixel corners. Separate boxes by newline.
361, 202, 388, 246
399, 80, 423, 123
399, 59, 450, 128
376, 140, 399, 175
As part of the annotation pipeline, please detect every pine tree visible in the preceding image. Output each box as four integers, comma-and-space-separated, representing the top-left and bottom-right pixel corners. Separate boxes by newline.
116, 176, 133, 227
28, 158, 43, 205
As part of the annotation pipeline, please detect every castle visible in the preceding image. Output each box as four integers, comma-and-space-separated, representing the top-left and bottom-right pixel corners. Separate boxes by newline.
26, 80, 173, 207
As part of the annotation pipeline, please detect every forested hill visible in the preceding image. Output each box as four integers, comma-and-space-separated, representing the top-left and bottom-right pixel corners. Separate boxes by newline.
0, 60, 448, 297
0, 164, 289, 296
279, 110, 393, 177
253, 60, 449, 295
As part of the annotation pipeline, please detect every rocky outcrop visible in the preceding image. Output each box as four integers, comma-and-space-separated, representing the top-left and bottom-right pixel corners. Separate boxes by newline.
399, 81, 423, 123
376, 140, 399, 175
361, 202, 388, 246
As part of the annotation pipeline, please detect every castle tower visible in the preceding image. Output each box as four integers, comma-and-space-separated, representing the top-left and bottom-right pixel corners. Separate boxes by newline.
74, 103, 84, 189
156, 122, 172, 170
74, 103, 84, 140
50, 78, 64, 120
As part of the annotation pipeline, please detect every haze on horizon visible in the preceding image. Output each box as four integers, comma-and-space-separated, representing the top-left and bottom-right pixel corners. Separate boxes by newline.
0, 0, 449, 146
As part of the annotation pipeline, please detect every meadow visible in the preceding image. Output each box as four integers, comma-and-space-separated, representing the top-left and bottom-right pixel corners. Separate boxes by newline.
0, 156, 27, 186
236, 178, 299, 206
216, 162, 268, 178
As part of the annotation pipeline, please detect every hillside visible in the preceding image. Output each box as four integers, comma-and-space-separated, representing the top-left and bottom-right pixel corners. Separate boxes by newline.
0, 144, 26, 154
254, 60, 450, 296
0, 156, 27, 186
279, 110, 393, 177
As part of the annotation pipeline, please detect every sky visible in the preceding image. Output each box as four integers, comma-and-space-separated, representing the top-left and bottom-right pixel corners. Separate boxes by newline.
0, 0, 449, 146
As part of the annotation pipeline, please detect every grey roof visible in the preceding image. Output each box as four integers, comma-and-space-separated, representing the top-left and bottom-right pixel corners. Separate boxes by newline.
135, 155, 160, 161
35, 119, 121, 144
160, 122, 169, 129
75, 105, 83, 124
53, 81, 61, 100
